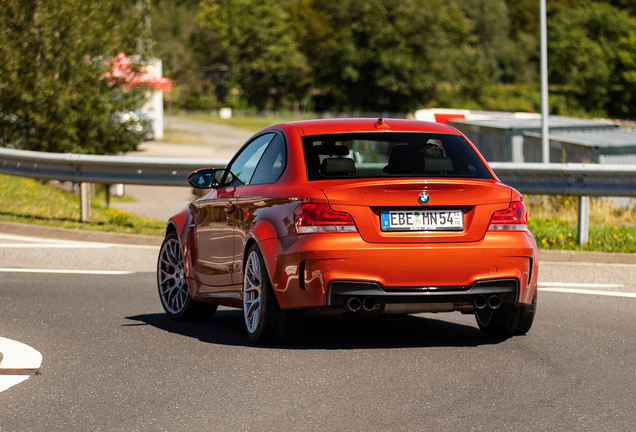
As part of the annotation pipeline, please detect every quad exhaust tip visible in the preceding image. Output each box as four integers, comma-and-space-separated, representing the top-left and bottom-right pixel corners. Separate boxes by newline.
487, 295, 501, 310
362, 297, 377, 311
474, 295, 488, 310
346, 297, 377, 312
348, 295, 502, 313
473, 295, 501, 310
346, 297, 362, 312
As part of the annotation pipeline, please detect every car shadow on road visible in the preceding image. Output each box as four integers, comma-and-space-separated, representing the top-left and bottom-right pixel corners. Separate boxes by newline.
125, 310, 509, 349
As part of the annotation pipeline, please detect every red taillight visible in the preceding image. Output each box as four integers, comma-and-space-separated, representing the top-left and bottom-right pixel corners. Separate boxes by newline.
489, 200, 528, 231
294, 203, 357, 234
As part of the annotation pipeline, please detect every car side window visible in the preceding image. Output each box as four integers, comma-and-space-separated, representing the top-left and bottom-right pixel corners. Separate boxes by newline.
222, 133, 275, 187
250, 134, 286, 185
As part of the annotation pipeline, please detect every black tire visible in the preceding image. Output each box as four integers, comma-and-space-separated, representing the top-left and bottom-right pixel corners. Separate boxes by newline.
157, 231, 217, 321
475, 290, 537, 337
514, 290, 537, 335
243, 244, 303, 344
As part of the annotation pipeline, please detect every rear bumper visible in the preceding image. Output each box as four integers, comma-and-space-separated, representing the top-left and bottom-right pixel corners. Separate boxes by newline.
259, 230, 538, 310
327, 278, 518, 306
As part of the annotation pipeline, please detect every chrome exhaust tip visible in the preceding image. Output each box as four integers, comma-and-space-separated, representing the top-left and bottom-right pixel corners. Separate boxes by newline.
346, 297, 362, 312
473, 295, 488, 310
487, 295, 501, 310
362, 297, 377, 311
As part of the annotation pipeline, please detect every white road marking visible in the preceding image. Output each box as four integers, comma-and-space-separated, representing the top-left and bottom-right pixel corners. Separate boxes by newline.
539, 287, 636, 299
0, 233, 80, 244
0, 268, 133, 275
0, 233, 158, 249
538, 282, 623, 289
541, 261, 636, 269
0, 243, 112, 249
0, 337, 42, 393
538, 282, 636, 298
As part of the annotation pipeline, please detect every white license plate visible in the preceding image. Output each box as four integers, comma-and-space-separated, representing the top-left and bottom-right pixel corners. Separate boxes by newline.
381, 210, 464, 231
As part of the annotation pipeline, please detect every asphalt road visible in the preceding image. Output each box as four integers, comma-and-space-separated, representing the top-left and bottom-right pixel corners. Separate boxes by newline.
1, 232, 636, 431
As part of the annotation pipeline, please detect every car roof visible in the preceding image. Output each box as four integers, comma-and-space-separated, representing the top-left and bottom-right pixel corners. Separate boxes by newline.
269, 118, 461, 136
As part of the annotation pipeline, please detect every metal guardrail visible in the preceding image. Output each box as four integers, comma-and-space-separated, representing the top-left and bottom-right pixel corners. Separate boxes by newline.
3, 147, 636, 193
2, 147, 636, 243
0, 147, 227, 186
489, 162, 636, 245
489, 162, 636, 197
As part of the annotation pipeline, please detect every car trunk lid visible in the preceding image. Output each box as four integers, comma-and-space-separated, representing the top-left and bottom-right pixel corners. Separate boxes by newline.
316, 178, 512, 243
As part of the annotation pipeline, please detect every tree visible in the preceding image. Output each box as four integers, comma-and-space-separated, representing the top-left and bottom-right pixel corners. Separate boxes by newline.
151, 0, 219, 110
289, 0, 490, 112
197, 0, 310, 111
0, 0, 149, 154
548, 3, 636, 117
454, 0, 515, 83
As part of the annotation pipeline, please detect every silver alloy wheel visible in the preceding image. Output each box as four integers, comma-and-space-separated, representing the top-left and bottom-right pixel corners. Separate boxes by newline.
158, 238, 188, 314
243, 250, 263, 334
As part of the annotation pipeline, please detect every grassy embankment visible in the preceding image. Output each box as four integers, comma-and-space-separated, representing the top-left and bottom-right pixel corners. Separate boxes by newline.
528, 195, 636, 252
162, 112, 298, 142
170, 111, 315, 133
0, 174, 165, 236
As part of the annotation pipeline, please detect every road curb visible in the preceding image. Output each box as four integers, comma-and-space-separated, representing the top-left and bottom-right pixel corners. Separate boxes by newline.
0, 221, 163, 246
538, 249, 635, 264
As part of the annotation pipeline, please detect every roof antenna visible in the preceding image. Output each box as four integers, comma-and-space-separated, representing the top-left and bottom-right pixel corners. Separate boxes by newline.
374, 118, 389, 130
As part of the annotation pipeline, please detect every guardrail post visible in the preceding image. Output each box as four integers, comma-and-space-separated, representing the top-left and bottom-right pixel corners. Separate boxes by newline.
105, 184, 111, 208
577, 196, 590, 245
80, 182, 91, 222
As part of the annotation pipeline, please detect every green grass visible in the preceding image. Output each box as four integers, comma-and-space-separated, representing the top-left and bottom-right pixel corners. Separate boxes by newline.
527, 195, 636, 253
162, 128, 205, 144
0, 174, 165, 236
174, 111, 319, 133
529, 218, 636, 253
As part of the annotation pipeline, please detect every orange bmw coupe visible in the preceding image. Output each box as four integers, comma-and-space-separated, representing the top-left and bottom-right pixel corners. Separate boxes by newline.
157, 118, 538, 343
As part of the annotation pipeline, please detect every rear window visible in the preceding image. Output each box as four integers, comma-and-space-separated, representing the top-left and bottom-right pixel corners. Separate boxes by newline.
302, 132, 492, 181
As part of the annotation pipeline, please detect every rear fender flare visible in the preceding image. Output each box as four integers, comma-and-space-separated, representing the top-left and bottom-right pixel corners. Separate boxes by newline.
167, 207, 192, 243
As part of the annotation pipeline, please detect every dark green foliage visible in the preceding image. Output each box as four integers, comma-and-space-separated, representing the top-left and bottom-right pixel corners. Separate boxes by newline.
455, 0, 515, 83
197, 0, 310, 111
289, 0, 492, 112
151, 0, 218, 111
0, 0, 149, 154
150, 0, 636, 118
548, 3, 636, 118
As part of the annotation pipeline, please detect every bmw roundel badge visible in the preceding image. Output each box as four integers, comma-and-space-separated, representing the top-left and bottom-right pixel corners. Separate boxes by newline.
418, 192, 430, 205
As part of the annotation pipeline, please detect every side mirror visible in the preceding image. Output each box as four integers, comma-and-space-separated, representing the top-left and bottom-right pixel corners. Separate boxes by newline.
187, 168, 223, 189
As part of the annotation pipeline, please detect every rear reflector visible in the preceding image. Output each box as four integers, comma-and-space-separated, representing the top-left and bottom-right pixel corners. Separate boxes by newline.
489, 200, 528, 231
294, 203, 357, 234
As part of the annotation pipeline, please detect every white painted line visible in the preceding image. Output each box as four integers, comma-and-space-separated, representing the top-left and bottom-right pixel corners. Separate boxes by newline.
541, 261, 636, 268
0, 233, 81, 244
0, 268, 133, 275
0, 243, 111, 249
0, 337, 42, 393
538, 282, 623, 289
539, 287, 636, 298
0, 375, 30, 390
0, 233, 158, 250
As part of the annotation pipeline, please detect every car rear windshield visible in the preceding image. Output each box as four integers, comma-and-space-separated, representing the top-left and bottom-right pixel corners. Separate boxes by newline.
302, 132, 493, 181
